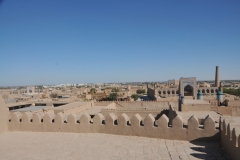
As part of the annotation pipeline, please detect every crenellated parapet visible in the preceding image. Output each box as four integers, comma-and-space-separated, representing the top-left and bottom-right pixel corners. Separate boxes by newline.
220, 117, 240, 160
8, 111, 219, 141
102, 108, 162, 111
0, 96, 9, 133
97, 100, 158, 102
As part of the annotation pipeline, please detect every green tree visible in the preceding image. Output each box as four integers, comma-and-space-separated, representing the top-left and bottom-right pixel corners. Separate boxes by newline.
136, 89, 145, 94
90, 88, 96, 93
50, 93, 58, 98
131, 94, 139, 101
223, 88, 240, 96
109, 93, 118, 100
112, 88, 120, 92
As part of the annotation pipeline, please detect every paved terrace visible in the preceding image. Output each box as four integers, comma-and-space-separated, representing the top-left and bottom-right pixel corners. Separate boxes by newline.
0, 132, 229, 160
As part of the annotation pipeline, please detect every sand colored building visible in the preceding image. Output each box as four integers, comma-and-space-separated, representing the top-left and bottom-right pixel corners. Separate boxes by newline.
148, 66, 222, 100
1, 66, 240, 159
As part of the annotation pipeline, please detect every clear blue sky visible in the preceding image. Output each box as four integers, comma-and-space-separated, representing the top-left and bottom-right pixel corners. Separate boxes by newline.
0, 0, 240, 86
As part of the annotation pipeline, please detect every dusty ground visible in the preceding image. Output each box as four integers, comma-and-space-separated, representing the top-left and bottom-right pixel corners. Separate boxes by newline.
0, 132, 229, 160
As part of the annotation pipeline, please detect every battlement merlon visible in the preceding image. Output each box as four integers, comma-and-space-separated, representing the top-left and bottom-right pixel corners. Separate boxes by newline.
8, 111, 219, 141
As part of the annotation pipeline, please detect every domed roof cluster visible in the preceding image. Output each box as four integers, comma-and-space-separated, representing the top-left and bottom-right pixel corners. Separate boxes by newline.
198, 82, 210, 87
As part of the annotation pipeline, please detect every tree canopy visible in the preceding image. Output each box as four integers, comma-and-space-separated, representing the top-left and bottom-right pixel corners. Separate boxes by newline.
223, 88, 240, 96
131, 94, 139, 101
50, 93, 58, 98
136, 89, 145, 94
112, 88, 120, 92
90, 88, 96, 93
109, 93, 118, 100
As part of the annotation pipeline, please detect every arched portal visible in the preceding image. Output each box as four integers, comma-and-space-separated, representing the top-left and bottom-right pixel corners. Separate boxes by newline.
184, 85, 193, 96
179, 77, 197, 98
206, 89, 209, 93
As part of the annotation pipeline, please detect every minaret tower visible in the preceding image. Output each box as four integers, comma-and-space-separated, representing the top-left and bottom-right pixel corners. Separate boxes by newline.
215, 66, 220, 87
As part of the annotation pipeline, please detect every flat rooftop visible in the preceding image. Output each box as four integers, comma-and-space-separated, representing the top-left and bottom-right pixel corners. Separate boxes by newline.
10, 106, 52, 112
6, 102, 32, 108
0, 132, 229, 160
183, 100, 210, 105
53, 101, 88, 111
76, 106, 105, 116
177, 111, 221, 120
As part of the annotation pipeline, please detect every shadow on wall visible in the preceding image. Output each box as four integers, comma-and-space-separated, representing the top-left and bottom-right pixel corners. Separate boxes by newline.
189, 141, 229, 159
155, 109, 169, 121
190, 134, 220, 143
219, 117, 240, 160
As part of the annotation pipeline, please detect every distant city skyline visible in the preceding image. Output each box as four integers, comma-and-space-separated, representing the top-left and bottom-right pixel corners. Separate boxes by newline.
1, 1, 240, 86
1, 79, 239, 88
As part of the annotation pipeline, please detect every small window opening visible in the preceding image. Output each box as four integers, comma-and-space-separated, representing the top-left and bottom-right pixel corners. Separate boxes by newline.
102, 120, 105, 124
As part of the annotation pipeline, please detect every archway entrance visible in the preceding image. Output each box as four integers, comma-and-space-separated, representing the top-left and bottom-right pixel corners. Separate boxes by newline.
179, 77, 197, 98
184, 85, 193, 96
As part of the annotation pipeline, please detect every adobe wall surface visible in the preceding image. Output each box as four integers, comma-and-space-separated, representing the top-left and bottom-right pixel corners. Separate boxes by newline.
101, 108, 162, 118
217, 107, 232, 116
116, 101, 177, 109
217, 106, 240, 117
227, 100, 240, 107
105, 102, 116, 108
209, 100, 218, 106
53, 102, 93, 115
168, 105, 177, 125
147, 88, 156, 100
0, 96, 9, 133
232, 106, 240, 117
181, 104, 211, 111
97, 101, 178, 110
8, 110, 219, 142
220, 117, 240, 160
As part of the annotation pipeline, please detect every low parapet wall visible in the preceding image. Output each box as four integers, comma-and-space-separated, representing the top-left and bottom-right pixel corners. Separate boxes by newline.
220, 117, 240, 160
232, 106, 240, 116
168, 105, 177, 125
8, 111, 219, 141
0, 96, 8, 133
217, 107, 232, 116
53, 101, 93, 115
101, 108, 162, 118
115, 101, 171, 108
216, 106, 240, 117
